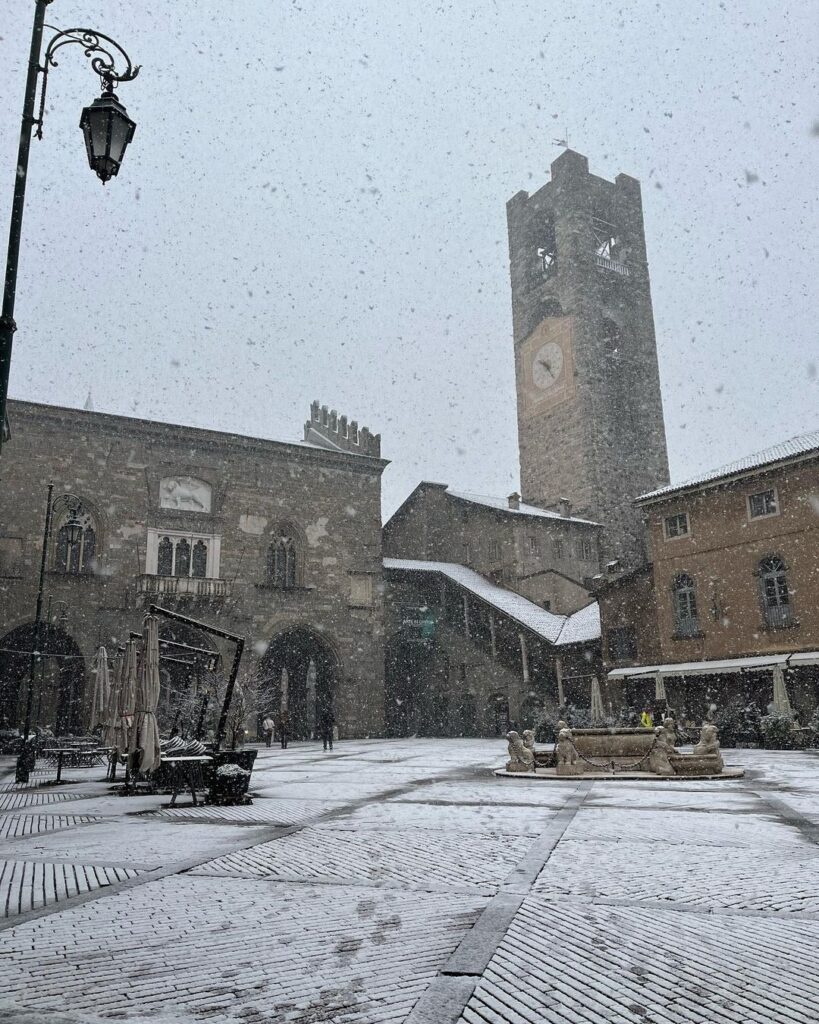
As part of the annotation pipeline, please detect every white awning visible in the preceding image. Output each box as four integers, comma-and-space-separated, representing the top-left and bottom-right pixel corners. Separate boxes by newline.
607, 651, 819, 681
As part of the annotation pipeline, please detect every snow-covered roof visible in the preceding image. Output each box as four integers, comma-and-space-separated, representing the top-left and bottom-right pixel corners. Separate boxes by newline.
383, 557, 600, 646
607, 650, 819, 679
447, 489, 600, 526
638, 429, 819, 503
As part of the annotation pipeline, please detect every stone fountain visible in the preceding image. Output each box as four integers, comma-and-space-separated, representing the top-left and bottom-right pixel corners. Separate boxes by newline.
501, 718, 742, 781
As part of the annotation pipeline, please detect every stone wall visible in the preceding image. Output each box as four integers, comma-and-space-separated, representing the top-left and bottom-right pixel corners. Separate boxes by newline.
0, 400, 387, 737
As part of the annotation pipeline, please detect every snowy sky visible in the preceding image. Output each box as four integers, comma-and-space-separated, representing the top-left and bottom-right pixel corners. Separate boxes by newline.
1, 1, 816, 519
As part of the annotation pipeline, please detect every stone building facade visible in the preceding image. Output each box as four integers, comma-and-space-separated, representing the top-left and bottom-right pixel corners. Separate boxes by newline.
598, 431, 819, 720
383, 483, 603, 615
507, 149, 670, 568
0, 399, 387, 739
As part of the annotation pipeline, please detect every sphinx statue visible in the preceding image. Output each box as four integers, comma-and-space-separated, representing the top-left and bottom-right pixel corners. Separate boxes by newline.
522, 729, 536, 753
662, 714, 677, 748
556, 727, 577, 765
506, 730, 534, 772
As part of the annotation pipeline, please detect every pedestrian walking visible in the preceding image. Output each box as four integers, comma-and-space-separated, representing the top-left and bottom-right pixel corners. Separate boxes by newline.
640, 707, 654, 729
319, 707, 335, 751
279, 708, 290, 749
262, 714, 275, 748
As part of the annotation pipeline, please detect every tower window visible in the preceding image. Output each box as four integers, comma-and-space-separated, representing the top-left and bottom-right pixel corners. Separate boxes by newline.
672, 573, 699, 637
664, 513, 690, 540
528, 536, 540, 556
593, 217, 629, 275
758, 556, 792, 628
54, 499, 97, 575
268, 537, 297, 589
536, 220, 557, 277
748, 488, 779, 520
148, 529, 219, 579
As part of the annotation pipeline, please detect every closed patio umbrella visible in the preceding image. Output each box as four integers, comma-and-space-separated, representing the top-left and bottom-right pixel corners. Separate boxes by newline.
89, 646, 111, 732
772, 665, 792, 715
103, 650, 123, 749
113, 639, 138, 759
590, 676, 605, 724
130, 614, 161, 774
655, 673, 667, 702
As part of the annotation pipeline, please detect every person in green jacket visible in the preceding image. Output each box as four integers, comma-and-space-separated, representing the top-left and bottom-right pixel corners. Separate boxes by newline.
640, 708, 654, 729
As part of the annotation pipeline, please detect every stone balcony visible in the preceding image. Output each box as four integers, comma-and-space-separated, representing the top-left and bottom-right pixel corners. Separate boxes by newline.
594, 253, 630, 276
136, 574, 231, 600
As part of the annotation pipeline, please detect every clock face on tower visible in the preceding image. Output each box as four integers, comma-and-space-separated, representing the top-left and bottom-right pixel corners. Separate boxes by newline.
532, 341, 564, 389
517, 316, 575, 416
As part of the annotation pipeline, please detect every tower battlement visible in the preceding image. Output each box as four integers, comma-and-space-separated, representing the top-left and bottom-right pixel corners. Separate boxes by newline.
304, 401, 382, 458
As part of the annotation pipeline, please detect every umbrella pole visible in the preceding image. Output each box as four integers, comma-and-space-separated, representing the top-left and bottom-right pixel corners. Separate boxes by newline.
215, 640, 244, 753
194, 693, 209, 740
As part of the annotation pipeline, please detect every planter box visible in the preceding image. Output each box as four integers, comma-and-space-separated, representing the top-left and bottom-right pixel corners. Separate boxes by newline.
206, 749, 257, 805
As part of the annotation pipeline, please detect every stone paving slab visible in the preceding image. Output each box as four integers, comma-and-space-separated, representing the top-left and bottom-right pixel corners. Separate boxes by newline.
157, 797, 343, 826
320, 801, 559, 836
0, 874, 488, 1024
392, 781, 568, 807
0, 858, 140, 920
561, 806, 806, 848
192, 825, 534, 892
0, 819, 270, 872
0, 814, 100, 840
534, 837, 819, 913
0, 789, 90, 812
459, 895, 819, 1024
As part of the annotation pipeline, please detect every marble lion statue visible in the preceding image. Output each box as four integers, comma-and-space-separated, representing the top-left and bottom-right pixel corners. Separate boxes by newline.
693, 722, 724, 770
506, 730, 534, 772
648, 725, 676, 776
556, 727, 577, 766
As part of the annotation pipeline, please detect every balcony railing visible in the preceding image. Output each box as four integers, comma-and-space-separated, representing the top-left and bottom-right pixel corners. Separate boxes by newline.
137, 574, 230, 599
595, 254, 630, 276
764, 603, 793, 629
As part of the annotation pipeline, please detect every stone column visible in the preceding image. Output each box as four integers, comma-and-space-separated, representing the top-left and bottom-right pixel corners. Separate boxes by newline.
555, 655, 565, 707
519, 632, 530, 685
463, 596, 471, 639
489, 612, 497, 660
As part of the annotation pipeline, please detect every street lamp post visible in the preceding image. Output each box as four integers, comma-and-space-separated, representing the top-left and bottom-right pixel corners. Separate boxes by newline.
15, 481, 54, 782
0, 1, 139, 452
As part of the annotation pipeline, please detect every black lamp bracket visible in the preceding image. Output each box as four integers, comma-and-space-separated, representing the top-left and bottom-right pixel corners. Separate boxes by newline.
34, 26, 140, 139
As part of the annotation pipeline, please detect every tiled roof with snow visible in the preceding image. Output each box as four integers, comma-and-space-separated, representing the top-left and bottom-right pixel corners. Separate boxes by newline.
638, 429, 819, 503
446, 489, 600, 526
383, 557, 600, 646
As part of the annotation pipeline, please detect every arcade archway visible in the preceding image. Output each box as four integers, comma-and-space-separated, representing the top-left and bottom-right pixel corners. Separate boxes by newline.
0, 623, 86, 735
258, 628, 339, 740
385, 633, 451, 737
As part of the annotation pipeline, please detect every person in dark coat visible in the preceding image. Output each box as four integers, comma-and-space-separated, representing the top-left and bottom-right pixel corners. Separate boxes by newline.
319, 707, 334, 751
278, 709, 290, 749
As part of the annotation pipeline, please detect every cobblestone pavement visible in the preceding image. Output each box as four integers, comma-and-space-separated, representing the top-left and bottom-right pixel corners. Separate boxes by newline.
0, 742, 817, 1023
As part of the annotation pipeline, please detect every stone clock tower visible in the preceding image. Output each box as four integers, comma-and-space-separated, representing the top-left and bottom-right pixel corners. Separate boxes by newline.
508, 149, 669, 567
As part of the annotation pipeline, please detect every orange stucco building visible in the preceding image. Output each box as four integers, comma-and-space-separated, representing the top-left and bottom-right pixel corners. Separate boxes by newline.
598, 431, 819, 721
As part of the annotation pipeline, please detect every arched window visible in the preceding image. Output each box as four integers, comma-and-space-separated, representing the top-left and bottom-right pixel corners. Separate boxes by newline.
672, 573, 699, 637
267, 535, 297, 589
54, 499, 97, 575
758, 556, 792, 628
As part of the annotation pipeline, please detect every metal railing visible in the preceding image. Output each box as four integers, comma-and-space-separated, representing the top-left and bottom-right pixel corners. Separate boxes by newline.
595, 254, 630, 276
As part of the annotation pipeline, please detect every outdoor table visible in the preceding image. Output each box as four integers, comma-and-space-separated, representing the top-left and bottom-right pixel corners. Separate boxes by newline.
160, 755, 213, 807
46, 748, 81, 784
